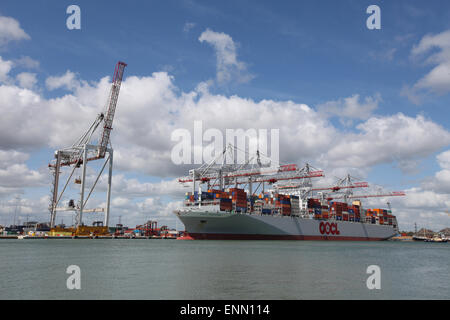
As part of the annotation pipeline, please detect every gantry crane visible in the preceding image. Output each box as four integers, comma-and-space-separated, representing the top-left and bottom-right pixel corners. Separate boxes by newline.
48, 61, 127, 228
178, 145, 406, 218
178, 144, 325, 202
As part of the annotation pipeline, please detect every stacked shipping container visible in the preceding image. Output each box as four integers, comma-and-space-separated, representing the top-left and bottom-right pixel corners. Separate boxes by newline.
275, 194, 292, 216
185, 190, 393, 226
228, 188, 247, 213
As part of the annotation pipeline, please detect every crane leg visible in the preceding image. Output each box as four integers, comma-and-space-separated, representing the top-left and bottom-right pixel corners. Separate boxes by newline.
105, 150, 113, 227
78, 146, 88, 227
50, 152, 61, 228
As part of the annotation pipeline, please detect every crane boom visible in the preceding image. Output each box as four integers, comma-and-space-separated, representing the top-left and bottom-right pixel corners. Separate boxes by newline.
279, 181, 368, 191
208, 171, 324, 187
97, 61, 127, 158
178, 165, 302, 183
329, 191, 406, 200
311, 182, 369, 192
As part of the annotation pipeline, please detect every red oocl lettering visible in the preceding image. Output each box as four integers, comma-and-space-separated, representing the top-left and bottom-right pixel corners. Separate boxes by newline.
330, 223, 336, 235
319, 222, 340, 235
319, 222, 325, 234
325, 223, 331, 234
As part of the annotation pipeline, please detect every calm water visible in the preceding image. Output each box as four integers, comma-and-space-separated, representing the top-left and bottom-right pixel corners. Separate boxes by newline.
0, 239, 448, 300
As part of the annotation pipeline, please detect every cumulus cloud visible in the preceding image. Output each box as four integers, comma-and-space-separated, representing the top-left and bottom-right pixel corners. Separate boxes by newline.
437, 150, 450, 169
403, 30, 450, 103
45, 70, 81, 91
13, 56, 40, 69
0, 16, 30, 49
199, 29, 254, 85
388, 187, 450, 231
319, 113, 450, 170
16, 72, 37, 89
107, 175, 185, 199
421, 150, 450, 193
0, 150, 47, 197
0, 56, 13, 83
317, 94, 380, 124
0, 195, 56, 226
0, 56, 39, 87
2, 68, 450, 179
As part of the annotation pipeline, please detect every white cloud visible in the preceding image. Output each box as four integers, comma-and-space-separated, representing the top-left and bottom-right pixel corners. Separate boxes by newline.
379, 149, 450, 231
0, 149, 29, 167
45, 70, 81, 91
199, 28, 254, 85
437, 150, 450, 169
108, 175, 185, 199
405, 30, 450, 103
317, 94, 380, 123
13, 56, 40, 69
0, 56, 39, 87
0, 16, 30, 49
0, 195, 53, 226
421, 150, 450, 193
319, 113, 450, 170
111, 196, 130, 208
16, 72, 37, 89
0, 56, 13, 83
2, 68, 449, 178
0, 150, 47, 196
388, 187, 450, 231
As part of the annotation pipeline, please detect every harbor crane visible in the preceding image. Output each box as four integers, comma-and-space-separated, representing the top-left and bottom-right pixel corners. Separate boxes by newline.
178, 144, 325, 200
48, 61, 127, 229
177, 145, 405, 218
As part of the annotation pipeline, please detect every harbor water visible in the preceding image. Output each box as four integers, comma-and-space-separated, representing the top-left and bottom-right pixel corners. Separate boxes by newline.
0, 239, 448, 300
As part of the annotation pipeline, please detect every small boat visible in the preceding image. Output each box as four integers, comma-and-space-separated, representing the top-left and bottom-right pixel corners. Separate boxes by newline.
424, 236, 448, 243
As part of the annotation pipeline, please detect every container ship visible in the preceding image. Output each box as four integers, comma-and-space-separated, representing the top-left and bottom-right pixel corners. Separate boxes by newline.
175, 189, 399, 240
174, 147, 404, 241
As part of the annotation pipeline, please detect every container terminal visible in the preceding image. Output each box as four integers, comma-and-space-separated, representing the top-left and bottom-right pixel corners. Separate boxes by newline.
2, 61, 446, 242
0, 219, 181, 239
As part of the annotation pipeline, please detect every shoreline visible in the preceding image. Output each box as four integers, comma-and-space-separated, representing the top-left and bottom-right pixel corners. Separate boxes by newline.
0, 235, 177, 240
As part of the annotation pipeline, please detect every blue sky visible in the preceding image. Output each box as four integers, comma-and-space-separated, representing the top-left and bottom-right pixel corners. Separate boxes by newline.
1, 0, 450, 230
